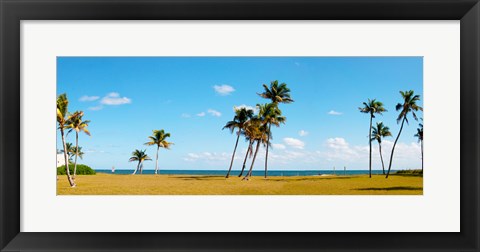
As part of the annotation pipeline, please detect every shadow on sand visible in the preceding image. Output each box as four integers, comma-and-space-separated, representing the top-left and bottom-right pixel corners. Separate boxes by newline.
173, 175, 224, 181
173, 175, 355, 182
354, 186, 423, 191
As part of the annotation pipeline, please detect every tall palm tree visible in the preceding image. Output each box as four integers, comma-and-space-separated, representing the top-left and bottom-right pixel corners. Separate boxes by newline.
129, 149, 152, 175
222, 108, 254, 178
257, 103, 286, 178
371, 122, 392, 175
386, 90, 423, 178
66, 111, 90, 179
258, 80, 293, 178
56, 93, 75, 187
145, 129, 173, 175
414, 119, 424, 173
359, 99, 386, 178
243, 116, 269, 181
62, 142, 75, 162
258, 80, 294, 104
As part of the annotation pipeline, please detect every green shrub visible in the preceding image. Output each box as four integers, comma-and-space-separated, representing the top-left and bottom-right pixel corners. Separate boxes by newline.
57, 163, 96, 175
394, 169, 423, 175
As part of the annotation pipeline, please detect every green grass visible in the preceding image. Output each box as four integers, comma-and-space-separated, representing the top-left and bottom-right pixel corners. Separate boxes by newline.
57, 173, 423, 195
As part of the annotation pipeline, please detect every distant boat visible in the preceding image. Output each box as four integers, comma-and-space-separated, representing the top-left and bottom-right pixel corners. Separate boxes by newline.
112, 166, 115, 173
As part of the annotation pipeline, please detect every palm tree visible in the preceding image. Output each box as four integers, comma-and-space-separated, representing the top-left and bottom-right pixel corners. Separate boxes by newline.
386, 90, 423, 178
222, 108, 254, 178
258, 80, 293, 178
371, 122, 392, 175
144, 129, 173, 175
359, 99, 386, 178
257, 103, 286, 178
61, 142, 77, 162
70, 146, 84, 162
129, 149, 152, 175
56, 93, 75, 187
243, 116, 270, 181
258, 80, 294, 104
237, 137, 254, 177
66, 111, 90, 179
414, 119, 424, 173
238, 118, 259, 177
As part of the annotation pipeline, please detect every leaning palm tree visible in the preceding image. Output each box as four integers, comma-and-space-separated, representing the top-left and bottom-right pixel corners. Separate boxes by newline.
222, 108, 254, 178
145, 129, 173, 175
243, 117, 269, 181
56, 93, 75, 187
129, 149, 152, 175
257, 103, 286, 178
359, 99, 386, 178
237, 118, 259, 177
386, 90, 423, 178
414, 119, 424, 173
62, 142, 75, 162
258, 80, 293, 178
371, 122, 392, 175
237, 134, 254, 177
66, 111, 90, 179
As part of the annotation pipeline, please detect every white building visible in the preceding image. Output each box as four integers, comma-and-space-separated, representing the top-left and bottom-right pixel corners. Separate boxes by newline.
56, 153, 68, 167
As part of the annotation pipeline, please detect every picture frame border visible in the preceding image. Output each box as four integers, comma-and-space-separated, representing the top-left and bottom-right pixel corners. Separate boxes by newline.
1, 0, 478, 251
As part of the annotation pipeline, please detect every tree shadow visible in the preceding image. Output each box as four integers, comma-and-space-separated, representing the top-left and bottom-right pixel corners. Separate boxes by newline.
354, 186, 423, 191
174, 176, 224, 181
267, 177, 354, 182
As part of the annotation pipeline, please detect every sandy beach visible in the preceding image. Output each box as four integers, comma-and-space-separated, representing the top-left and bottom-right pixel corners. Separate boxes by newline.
57, 173, 423, 195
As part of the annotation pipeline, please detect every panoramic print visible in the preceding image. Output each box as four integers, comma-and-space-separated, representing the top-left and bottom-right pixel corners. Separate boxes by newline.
56, 57, 423, 195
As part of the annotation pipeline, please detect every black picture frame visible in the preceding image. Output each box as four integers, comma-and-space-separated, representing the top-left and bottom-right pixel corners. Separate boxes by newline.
1, 0, 479, 251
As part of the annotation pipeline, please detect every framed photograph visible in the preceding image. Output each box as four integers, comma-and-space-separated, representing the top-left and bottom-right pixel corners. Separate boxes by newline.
1, 0, 479, 251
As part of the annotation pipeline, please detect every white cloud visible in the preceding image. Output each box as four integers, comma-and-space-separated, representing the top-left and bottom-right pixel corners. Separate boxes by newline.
196, 112, 206, 117
213, 85, 235, 96
233, 104, 257, 113
100, 92, 132, 105
283, 138, 305, 149
207, 109, 222, 117
272, 143, 286, 150
319, 137, 421, 170
88, 105, 103, 111
79, 95, 100, 102
328, 110, 342, 115
299, 130, 309, 137
181, 113, 191, 118
184, 152, 231, 162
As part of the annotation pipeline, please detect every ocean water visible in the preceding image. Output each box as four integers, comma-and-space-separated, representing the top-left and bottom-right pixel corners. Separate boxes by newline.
95, 169, 394, 176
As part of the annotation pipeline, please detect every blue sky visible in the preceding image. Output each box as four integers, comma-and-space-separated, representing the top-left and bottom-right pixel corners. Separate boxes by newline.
57, 57, 423, 171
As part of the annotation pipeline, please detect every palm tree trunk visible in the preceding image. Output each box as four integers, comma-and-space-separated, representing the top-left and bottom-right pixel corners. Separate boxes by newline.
386, 117, 406, 178
132, 162, 140, 175
60, 129, 76, 187
421, 140, 423, 173
155, 146, 159, 175
73, 132, 79, 179
140, 161, 143, 174
238, 140, 252, 177
243, 140, 261, 180
379, 142, 385, 175
264, 123, 272, 179
226, 129, 241, 178
368, 115, 372, 178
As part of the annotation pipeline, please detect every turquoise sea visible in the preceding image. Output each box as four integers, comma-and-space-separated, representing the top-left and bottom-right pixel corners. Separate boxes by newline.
95, 169, 394, 176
